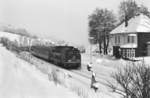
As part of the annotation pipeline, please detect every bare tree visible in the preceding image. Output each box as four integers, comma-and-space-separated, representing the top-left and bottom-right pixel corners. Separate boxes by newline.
118, 0, 150, 24
106, 61, 150, 98
88, 8, 116, 55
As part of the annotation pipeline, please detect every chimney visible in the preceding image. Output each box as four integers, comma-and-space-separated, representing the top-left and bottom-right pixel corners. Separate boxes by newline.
125, 15, 128, 27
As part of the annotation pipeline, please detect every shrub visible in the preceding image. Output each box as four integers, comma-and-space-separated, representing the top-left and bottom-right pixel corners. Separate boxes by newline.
50, 69, 66, 86
107, 61, 150, 98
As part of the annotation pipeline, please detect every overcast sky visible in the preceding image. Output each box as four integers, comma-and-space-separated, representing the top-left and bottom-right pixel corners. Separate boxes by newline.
0, 0, 149, 46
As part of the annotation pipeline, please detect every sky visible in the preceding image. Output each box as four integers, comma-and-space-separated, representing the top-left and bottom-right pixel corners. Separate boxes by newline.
0, 0, 150, 46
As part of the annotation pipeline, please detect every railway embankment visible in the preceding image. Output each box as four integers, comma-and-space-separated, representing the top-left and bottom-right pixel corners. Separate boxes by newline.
17, 51, 119, 98
0, 45, 79, 98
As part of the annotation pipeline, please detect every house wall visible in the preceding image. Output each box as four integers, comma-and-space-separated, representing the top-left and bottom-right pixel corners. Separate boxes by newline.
109, 33, 137, 48
137, 33, 150, 57
110, 33, 150, 57
109, 34, 123, 52
109, 33, 138, 58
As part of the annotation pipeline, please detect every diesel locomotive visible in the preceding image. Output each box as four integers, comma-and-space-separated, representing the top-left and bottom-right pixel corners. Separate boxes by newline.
30, 45, 81, 69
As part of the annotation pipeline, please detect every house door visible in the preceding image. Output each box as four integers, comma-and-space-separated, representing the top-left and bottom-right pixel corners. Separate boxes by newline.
113, 46, 121, 58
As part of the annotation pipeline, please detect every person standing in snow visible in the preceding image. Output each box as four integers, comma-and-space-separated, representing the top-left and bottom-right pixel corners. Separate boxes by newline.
91, 71, 96, 87
87, 62, 99, 92
91, 71, 99, 92
87, 62, 92, 71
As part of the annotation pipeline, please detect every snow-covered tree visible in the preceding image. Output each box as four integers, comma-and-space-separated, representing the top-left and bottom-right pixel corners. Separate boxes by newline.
88, 8, 116, 54
118, 0, 150, 24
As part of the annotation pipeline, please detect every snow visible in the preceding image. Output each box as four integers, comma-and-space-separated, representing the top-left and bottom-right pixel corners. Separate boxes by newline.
120, 43, 137, 48
0, 31, 20, 42
110, 14, 150, 34
81, 52, 150, 97
137, 56, 150, 65
0, 44, 78, 98
81, 53, 123, 97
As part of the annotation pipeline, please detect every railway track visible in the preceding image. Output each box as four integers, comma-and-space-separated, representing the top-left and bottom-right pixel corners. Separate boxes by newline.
17, 51, 110, 90
71, 67, 111, 86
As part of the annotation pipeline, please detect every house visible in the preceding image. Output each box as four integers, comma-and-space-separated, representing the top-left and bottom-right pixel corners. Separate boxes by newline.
109, 14, 150, 58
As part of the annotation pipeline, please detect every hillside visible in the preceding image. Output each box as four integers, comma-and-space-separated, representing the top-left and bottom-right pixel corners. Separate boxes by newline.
0, 44, 78, 98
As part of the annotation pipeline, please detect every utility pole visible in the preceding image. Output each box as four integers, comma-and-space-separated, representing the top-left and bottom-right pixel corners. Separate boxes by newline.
89, 37, 94, 63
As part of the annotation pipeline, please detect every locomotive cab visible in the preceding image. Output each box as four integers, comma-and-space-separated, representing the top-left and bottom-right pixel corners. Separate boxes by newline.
51, 46, 81, 69
64, 47, 81, 68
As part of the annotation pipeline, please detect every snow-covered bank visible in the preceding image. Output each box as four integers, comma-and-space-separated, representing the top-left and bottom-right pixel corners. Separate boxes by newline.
0, 45, 78, 98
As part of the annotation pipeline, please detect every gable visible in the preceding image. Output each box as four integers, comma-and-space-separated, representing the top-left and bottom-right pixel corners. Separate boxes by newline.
110, 14, 150, 34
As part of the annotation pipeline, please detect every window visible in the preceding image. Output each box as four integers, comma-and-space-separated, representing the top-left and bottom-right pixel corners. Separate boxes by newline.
125, 49, 135, 58
131, 49, 135, 58
118, 36, 120, 43
115, 36, 117, 44
115, 35, 120, 44
122, 49, 125, 58
127, 36, 130, 43
127, 49, 130, 58
131, 36, 134, 43
122, 49, 135, 59
127, 36, 135, 43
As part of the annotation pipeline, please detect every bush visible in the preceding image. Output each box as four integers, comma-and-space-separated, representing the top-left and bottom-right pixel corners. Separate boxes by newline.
107, 61, 150, 98
1, 37, 9, 47
48, 68, 69, 86
51, 69, 60, 85
70, 85, 89, 98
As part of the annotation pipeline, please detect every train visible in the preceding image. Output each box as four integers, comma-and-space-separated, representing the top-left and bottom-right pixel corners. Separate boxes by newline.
0, 37, 81, 69
30, 45, 81, 69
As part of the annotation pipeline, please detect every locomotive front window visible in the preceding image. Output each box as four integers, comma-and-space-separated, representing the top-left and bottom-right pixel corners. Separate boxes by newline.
66, 51, 74, 59
65, 49, 80, 61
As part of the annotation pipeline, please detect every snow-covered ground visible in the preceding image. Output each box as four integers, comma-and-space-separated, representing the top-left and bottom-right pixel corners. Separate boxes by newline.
81, 53, 124, 98
4, 31, 150, 98
81, 53, 150, 97
0, 44, 78, 98
0, 31, 20, 42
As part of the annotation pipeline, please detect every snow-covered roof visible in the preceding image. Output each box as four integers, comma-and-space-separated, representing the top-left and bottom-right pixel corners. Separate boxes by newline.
110, 14, 150, 34
120, 43, 137, 48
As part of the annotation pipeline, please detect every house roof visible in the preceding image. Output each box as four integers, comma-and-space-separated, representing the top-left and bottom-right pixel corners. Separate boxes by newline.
110, 14, 150, 34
